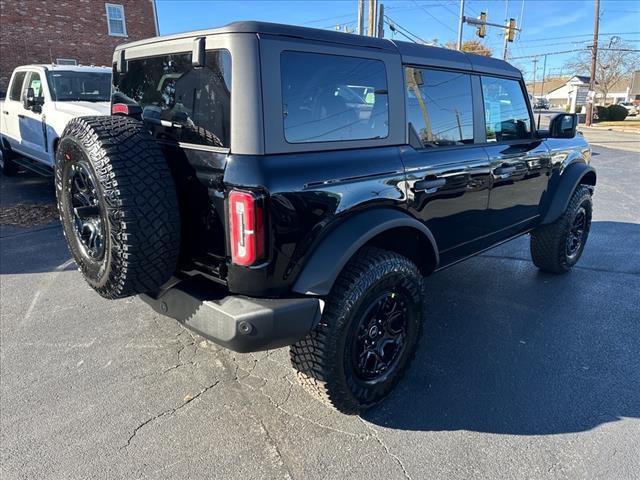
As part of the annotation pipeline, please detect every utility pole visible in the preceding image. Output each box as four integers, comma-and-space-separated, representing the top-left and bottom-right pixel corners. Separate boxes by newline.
377, 3, 385, 38
585, 0, 600, 126
531, 56, 538, 100
538, 54, 548, 128
357, 0, 364, 35
457, 0, 465, 50
368, 0, 375, 36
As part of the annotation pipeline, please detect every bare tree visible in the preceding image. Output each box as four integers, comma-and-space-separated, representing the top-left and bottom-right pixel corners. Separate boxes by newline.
566, 38, 640, 105
444, 40, 493, 57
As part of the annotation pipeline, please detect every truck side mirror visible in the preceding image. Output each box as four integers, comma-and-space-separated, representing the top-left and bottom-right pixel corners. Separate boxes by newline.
548, 113, 577, 138
23, 87, 44, 113
24, 87, 36, 110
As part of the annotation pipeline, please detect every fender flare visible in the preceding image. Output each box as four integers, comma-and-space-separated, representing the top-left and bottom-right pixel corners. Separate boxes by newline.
292, 208, 438, 296
541, 162, 596, 224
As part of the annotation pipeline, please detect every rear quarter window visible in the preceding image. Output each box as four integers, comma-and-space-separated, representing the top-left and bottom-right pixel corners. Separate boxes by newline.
280, 51, 389, 143
114, 50, 231, 148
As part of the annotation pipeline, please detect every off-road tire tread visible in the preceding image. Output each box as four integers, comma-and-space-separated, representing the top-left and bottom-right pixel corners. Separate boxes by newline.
56, 116, 180, 298
290, 247, 424, 414
530, 185, 592, 274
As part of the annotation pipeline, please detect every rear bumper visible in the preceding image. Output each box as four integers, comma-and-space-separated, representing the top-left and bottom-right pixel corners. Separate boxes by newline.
140, 281, 321, 353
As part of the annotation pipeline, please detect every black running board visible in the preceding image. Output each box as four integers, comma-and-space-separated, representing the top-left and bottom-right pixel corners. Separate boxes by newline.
13, 156, 54, 177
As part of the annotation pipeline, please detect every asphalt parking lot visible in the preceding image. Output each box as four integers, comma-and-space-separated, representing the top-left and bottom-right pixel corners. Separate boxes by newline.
1, 131, 639, 479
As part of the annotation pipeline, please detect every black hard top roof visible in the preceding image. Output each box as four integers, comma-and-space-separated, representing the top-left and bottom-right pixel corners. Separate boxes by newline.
116, 20, 521, 79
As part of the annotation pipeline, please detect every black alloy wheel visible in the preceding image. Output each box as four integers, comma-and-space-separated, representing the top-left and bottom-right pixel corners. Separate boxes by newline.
566, 206, 587, 260
351, 292, 409, 382
68, 161, 106, 260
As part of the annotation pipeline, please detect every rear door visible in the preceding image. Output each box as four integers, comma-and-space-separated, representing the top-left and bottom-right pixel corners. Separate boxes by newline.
1, 71, 27, 149
400, 67, 493, 266
480, 75, 551, 241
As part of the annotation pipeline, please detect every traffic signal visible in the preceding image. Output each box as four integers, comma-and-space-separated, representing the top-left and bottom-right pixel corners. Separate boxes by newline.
476, 12, 487, 38
507, 18, 516, 42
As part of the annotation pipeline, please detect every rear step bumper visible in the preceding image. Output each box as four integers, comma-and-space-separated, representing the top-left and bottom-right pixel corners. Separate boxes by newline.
140, 281, 321, 353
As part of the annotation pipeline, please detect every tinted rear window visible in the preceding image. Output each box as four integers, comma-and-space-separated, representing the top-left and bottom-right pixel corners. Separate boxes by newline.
114, 50, 231, 148
280, 51, 388, 143
405, 67, 474, 147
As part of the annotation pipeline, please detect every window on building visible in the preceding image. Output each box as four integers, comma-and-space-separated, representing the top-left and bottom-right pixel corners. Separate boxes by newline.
56, 58, 78, 66
280, 51, 389, 143
114, 50, 232, 148
105, 3, 127, 37
405, 67, 474, 147
9, 71, 27, 101
481, 76, 531, 142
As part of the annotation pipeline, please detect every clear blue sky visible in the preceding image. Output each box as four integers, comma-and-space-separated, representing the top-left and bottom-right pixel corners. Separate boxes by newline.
155, 0, 640, 81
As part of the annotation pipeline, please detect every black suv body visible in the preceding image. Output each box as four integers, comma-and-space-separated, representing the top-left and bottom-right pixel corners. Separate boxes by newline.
55, 22, 595, 413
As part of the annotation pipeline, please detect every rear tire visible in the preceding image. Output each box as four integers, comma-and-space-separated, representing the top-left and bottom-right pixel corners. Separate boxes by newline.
290, 247, 425, 414
0, 140, 20, 176
530, 185, 592, 274
55, 116, 181, 299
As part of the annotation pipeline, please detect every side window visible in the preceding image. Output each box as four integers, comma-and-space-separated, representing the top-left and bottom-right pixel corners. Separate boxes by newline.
405, 67, 474, 147
114, 50, 232, 148
25, 72, 43, 98
281, 51, 388, 143
9, 71, 27, 101
481, 76, 531, 142
105, 3, 127, 37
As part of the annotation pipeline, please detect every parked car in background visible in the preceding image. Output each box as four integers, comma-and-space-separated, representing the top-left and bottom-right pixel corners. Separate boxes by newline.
617, 101, 638, 116
533, 97, 550, 110
55, 21, 596, 414
0, 64, 112, 175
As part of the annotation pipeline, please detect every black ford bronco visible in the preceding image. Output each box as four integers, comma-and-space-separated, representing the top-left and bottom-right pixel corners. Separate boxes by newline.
55, 22, 595, 414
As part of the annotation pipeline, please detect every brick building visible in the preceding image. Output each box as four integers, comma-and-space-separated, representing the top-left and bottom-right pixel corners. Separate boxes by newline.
0, 0, 158, 92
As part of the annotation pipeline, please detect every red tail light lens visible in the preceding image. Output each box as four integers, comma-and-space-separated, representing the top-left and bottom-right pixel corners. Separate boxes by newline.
111, 103, 130, 115
229, 190, 265, 266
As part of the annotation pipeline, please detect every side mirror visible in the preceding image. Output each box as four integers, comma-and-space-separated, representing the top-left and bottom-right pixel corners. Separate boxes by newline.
24, 87, 44, 113
548, 113, 577, 138
24, 87, 36, 109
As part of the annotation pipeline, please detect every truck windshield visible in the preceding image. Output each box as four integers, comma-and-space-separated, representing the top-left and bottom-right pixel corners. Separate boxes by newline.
47, 71, 112, 102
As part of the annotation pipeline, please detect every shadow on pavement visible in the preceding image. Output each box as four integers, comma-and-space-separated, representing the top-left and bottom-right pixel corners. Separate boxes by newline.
366, 220, 639, 435
2, 165, 639, 436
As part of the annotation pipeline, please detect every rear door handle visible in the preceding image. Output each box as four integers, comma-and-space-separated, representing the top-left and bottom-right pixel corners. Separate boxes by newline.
414, 178, 446, 193
2, 111, 8, 115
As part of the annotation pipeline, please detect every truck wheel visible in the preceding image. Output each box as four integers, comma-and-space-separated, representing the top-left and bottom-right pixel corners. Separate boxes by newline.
290, 247, 425, 414
530, 185, 592, 274
55, 116, 180, 299
0, 141, 20, 176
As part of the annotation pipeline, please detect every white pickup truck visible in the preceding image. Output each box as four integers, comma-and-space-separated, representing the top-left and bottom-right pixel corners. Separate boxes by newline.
0, 64, 112, 176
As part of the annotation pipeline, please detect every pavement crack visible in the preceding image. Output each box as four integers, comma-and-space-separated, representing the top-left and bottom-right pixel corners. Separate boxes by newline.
359, 418, 412, 480
121, 380, 220, 449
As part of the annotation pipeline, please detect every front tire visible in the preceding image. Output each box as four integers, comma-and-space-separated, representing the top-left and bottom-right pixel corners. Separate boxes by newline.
290, 247, 425, 414
0, 141, 20, 176
530, 185, 593, 273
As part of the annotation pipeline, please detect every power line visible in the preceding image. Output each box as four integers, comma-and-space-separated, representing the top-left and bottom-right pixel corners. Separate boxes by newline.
385, 15, 433, 45
410, 0, 458, 33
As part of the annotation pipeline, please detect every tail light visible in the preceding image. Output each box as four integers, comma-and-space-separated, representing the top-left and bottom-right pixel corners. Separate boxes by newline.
229, 190, 265, 266
111, 102, 142, 118
111, 103, 130, 115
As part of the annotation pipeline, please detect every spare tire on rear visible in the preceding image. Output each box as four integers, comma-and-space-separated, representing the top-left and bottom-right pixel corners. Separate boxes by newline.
55, 116, 181, 299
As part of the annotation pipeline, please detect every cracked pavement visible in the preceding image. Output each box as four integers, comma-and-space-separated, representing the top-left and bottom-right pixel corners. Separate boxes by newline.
1, 135, 639, 479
